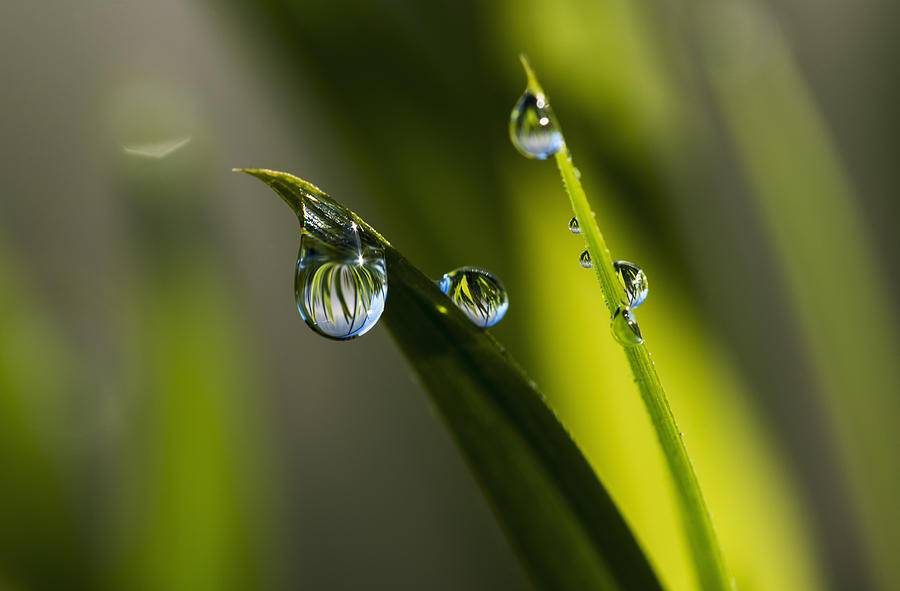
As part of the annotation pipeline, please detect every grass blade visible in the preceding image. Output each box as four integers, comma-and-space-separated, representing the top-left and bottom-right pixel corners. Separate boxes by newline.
516, 57, 733, 591
236, 167, 663, 591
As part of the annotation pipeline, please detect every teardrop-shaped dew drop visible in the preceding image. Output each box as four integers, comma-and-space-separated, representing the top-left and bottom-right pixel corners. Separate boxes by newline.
568, 217, 581, 234
612, 260, 649, 309
509, 90, 564, 160
296, 231, 387, 340
438, 267, 509, 328
574, 166, 582, 180
579, 250, 593, 268
611, 304, 643, 346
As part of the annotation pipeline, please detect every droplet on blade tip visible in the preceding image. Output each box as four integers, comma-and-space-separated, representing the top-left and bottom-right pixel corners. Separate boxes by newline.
509, 90, 564, 160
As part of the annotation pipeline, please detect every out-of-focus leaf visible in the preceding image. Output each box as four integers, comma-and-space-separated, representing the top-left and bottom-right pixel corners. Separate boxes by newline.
0, 239, 91, 590
236, 168, 663, 591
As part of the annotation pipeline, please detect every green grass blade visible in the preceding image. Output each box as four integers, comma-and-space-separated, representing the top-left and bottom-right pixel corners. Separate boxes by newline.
236, 167, 663, 591
517, 57, 733, 591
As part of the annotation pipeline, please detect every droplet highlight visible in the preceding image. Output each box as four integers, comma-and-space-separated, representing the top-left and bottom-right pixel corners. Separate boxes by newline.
613, 260, 649, 309
579, 250, 593, 268
568, 217, 581, 234
296, 230, 387, 340
509, 90, 564, 160
611, 305, 643, 346
438, 267, 509, 328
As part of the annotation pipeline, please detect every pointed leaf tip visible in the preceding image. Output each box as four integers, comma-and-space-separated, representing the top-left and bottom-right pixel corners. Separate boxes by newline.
518, 54, 540, 91
233, 167, 306, 217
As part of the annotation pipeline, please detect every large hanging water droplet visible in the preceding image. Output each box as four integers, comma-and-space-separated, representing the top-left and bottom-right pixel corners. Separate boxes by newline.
296, 231, 387, 340
509, 90, 564, 160
568, 217, 581, 234
579, 250, 593, 268
613, 260, 649, 309
611, 304, 643, 346
438, 267, 509, 328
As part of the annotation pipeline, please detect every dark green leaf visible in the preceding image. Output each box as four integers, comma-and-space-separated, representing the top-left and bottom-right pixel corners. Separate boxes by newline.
236, 168, 662, 591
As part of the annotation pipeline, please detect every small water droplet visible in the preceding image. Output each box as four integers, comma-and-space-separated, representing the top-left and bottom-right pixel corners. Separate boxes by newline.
296, 231, 387, 340
574, 166, 582, 180
579, 250, 593, 268
509, 90, 564, 160
611, 304, 643, 346
438, 267, 509, 328
613, 260, 649, 308
568, 217, 581, 234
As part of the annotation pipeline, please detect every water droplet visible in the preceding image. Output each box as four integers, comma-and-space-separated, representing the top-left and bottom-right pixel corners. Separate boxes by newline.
296, 230, 387, 340
611, 305, 643, 346
509, 90, 564, 160
613, 260, 649, 308
579, 250, 593, 268
438, 267, 509, 328
574, 166, 582, 180
568, 217, 581, 234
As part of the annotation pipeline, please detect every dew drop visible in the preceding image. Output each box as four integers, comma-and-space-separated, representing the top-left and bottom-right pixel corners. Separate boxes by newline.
574, 166, 582, 180
438, 267, 509, 328
509, 90, 564, 160
568, 217, 581, 234
611, 304, 643, 346
296, 231, 387, 340
579, 250, 593, 268
613, 260, 649, 309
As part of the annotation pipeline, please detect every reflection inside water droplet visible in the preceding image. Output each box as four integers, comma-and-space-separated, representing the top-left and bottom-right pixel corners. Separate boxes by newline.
611, 304, 643, 346
438, 267, 509, 328
296, 229, 387, 340
509, 90, 564, 160
568, 217, 581, 234
613, 260, 649, 309
579, 250, 593, 268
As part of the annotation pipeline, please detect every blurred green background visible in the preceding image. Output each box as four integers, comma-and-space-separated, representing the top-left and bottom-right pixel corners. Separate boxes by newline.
1, 0, 898, 589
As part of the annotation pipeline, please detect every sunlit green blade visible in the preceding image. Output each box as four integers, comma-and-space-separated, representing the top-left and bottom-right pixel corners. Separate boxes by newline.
512, 56, 733, 591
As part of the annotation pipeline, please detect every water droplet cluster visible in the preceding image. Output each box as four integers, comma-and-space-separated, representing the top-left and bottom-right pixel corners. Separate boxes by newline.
293, 186, 510, 337
566, 213, 649, 345
508, 64, 653, 347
